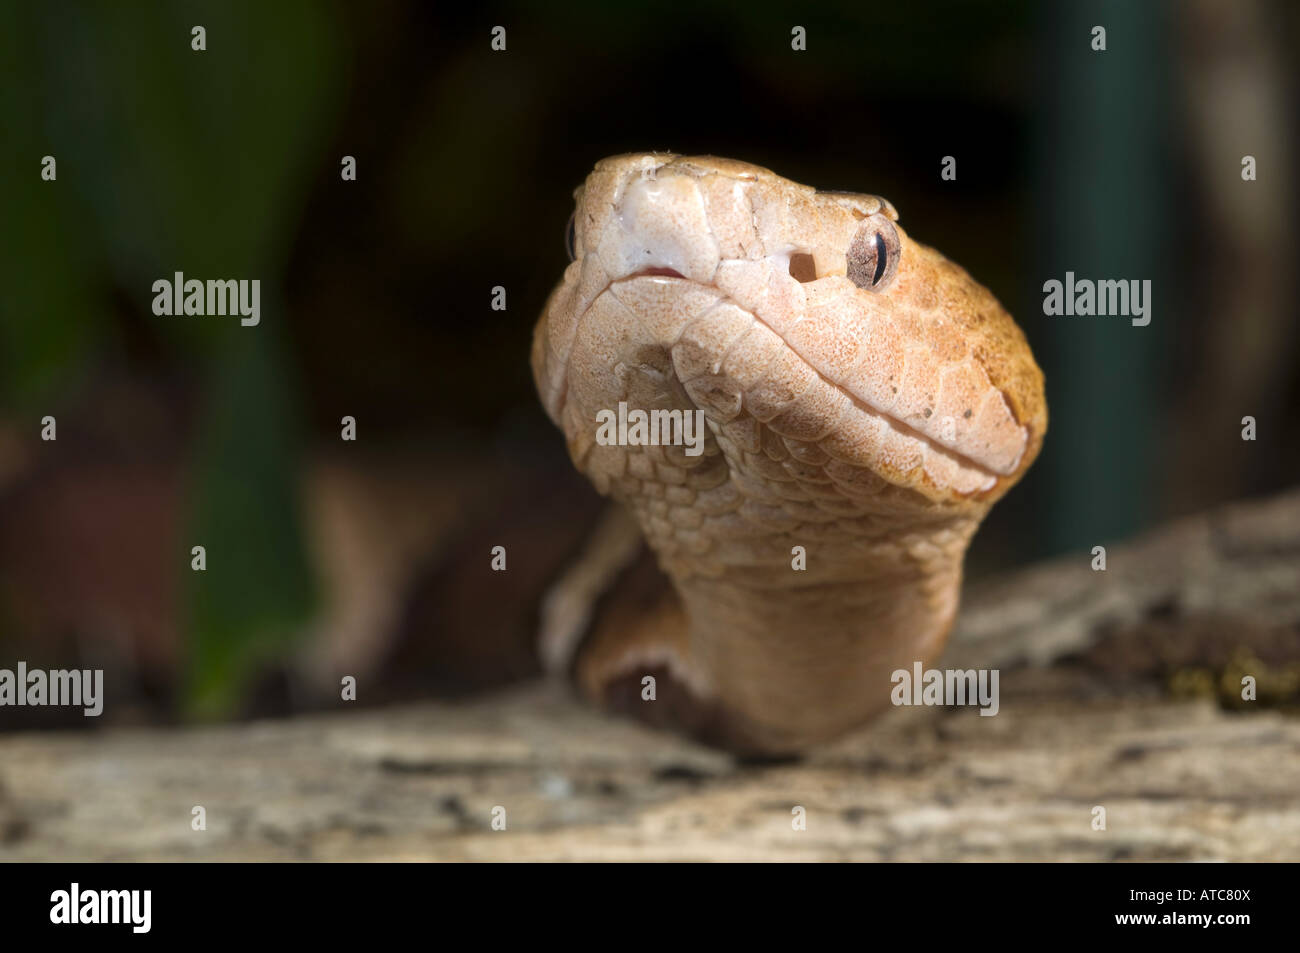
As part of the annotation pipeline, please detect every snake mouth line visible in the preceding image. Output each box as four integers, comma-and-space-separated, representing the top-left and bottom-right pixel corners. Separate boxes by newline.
763, 335, 1007, 488
628, 266, 686, 279
604, 272, 1013, 487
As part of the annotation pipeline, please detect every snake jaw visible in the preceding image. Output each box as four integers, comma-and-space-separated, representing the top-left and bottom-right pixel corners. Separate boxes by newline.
533, 154, 1047, 753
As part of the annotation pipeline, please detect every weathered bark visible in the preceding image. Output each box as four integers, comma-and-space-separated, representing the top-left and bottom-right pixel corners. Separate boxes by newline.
2, 489, 1297, 862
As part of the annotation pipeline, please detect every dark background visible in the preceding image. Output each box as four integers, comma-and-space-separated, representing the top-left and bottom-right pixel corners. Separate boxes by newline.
1, 0, 1296, 726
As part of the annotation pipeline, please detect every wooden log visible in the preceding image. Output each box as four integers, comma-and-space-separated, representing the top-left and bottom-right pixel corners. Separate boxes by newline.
2, 489, 1297, 861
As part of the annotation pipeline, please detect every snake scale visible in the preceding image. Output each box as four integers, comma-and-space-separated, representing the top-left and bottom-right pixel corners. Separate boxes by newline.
532, 154, 1046, 755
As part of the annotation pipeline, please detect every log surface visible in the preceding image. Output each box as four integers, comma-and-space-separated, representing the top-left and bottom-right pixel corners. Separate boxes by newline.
3, 490, 1298, 862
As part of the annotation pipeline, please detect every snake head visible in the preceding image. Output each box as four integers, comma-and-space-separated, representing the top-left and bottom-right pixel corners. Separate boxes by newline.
533, 154, 1048, 753
533, 153, 1046, 515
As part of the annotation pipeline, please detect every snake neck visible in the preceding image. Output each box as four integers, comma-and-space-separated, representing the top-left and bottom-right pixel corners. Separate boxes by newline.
636, 504, 980, 753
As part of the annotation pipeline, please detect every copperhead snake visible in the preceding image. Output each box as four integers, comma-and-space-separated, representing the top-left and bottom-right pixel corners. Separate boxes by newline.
532, 154, 1046, 755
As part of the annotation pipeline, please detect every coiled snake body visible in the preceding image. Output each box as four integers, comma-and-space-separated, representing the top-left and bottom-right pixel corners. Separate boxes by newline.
532, 154, 1046, 755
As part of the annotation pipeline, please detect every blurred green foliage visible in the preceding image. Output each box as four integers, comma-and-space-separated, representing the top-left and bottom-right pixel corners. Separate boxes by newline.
1, 2, 342, 714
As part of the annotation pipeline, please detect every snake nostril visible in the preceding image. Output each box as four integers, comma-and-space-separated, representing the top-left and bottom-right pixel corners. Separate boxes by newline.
788, 252, 818, 283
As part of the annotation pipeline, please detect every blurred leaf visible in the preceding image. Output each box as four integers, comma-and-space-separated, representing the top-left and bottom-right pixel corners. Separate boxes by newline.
185, 328, 317, 716
3, 2, 343, 714
0, 9, 106, 409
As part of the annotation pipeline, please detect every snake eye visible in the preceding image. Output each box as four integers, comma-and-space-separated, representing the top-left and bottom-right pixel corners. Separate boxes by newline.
847, 215, 900, 291
564, 212, 578, 262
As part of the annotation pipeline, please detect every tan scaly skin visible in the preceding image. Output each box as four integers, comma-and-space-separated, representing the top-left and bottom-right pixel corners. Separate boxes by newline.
532, 154, 1047, 756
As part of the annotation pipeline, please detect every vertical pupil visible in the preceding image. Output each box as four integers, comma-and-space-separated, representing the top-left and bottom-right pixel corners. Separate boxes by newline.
872, 232, 887, 285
